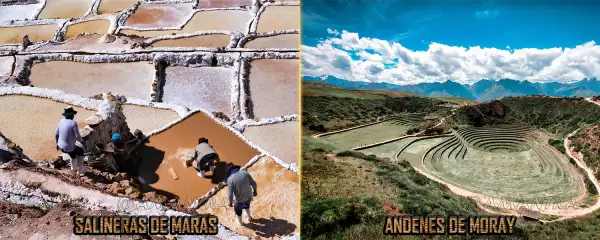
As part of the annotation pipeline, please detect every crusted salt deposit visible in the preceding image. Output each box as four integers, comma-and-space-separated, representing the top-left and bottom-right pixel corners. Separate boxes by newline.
0, 24, 59, 45
249, 1, 299, 33
144, 31, 241, 49
29, 61, 155, 100
0, 95, 96, 161
62, 19, 112, 40
37, 0, 94, 19
237, 29, 298, 47
98, 0, 140, 15
243, 33, 299, 49
122, 104, 181, 135
0, 56, 14, 79
0, 2, 45, 22
123, 1, 196, 29
162, 66, 233, 116
230, 53, 243, 120
0, 85, 101, 108
243, 120, 299, 164
119, 9, 253, 37
247, 58, 299, 118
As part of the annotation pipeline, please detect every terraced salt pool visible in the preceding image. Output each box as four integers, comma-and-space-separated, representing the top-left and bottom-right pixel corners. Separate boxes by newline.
0, 25, 57, 45
257, 6, 300, 33
136, 112, 260, 202
244, 34, 299, 49
248, 59, 298, 118
0, 95, 95, 161
152, 34, 231, 48
29, 61, 154, 100
64, 20, 111, 40
120, 10, 253, 38
37, 0, 93, 19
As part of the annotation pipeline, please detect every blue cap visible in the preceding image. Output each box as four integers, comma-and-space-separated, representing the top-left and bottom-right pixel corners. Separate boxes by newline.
111, 133, 121, 142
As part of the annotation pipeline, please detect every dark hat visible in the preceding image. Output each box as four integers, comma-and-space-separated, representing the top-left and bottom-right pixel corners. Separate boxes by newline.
62, 106, 77, 117
198, 137, 208, 144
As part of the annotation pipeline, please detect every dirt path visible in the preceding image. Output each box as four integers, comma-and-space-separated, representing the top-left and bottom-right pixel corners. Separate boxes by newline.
585, 97, 600, 107
312, 118, 390, 138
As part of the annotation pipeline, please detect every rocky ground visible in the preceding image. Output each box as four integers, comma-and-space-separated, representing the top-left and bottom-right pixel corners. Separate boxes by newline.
0, 201, 166, 240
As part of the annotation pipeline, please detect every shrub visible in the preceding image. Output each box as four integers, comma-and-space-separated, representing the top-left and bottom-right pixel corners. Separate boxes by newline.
336, 151, 379, 162
406, 127, 420, 135
301, 197, 384, 239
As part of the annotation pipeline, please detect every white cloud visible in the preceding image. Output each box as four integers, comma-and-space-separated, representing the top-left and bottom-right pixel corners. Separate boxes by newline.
326, 28, 340, 36
302, 30, 600, 85
474, 9, 500, 19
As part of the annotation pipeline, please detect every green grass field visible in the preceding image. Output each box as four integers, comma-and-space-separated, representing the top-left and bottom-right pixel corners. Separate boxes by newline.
319, 118, 419, 149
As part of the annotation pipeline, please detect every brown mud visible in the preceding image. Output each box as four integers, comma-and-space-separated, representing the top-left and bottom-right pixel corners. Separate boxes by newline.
197, 157, 299, 239
136, 112, 260, 203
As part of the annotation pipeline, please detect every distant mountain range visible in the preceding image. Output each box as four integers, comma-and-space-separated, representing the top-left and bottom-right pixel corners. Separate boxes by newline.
303, 75, 600, 102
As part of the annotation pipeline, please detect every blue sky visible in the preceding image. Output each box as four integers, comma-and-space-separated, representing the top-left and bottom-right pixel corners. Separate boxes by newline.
302, 0, 600, 84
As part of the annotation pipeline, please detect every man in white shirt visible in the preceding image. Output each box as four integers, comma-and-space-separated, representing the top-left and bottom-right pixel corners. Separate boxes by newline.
55, 106, 85, 175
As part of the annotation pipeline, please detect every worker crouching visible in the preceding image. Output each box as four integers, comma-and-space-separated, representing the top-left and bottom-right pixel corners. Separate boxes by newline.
189, 138, 220, 178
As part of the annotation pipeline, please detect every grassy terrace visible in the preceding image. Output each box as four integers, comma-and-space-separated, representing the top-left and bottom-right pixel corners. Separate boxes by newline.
302, 83, 600, 239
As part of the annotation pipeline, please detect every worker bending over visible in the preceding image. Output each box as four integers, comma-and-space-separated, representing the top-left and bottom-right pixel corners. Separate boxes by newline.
55, 107, 85, 175
227, 168, 257, 225
193, 138, 220, 178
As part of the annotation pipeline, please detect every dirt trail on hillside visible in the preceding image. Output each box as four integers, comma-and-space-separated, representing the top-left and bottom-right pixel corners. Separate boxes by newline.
585, 97, 600, 107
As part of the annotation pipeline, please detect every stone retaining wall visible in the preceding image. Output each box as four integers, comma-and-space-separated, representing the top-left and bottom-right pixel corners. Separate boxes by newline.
80, 93, 134, 154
